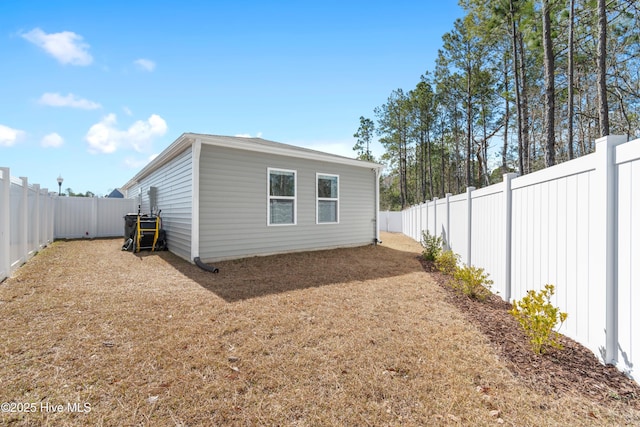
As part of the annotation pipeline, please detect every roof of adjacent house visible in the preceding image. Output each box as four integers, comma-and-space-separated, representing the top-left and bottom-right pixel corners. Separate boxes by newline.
122, 133, 383, 190
107, 188, 124, 198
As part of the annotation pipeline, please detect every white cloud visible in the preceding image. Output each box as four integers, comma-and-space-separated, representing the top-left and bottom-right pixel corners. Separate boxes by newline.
124, 153, 159, 169
85, 113, 168, 154
0, 124, 26, 147
234, 132, 263, 138
21, 28, 92, 66
38, 92, 101, 110
123, 106, 133, 116
134, 58, 156, 72
41, 132, 64, 148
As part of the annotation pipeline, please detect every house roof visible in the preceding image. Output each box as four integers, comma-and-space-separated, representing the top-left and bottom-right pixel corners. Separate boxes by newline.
122, 133, 383, 190
107, 188, 124, 198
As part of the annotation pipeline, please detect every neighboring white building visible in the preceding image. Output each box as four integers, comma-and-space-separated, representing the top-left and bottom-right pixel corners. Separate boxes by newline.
121, 133, 383, 263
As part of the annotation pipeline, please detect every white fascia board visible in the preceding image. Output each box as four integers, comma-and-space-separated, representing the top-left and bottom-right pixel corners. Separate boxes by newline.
121, 133, 194, 190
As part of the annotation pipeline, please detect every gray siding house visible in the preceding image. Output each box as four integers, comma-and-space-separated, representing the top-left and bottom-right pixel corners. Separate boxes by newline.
121, 133, 383, 263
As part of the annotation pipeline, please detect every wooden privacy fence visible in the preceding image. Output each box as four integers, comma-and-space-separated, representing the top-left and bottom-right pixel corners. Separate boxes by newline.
0, 167, 136, 282
399, 135, 640, 381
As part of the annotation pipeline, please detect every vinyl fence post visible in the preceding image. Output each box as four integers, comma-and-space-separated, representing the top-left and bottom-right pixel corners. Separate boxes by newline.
426, 202, 430, 235
91, 196, 98, 238
40, 189, 47, 245
432, 197, 437, 240
596, 135, 626, 365
415, 202, 424, 241
1, 168, 10, 281
503, 173, 518, 302
412, 204, 417, 241
466, 186, 475, 267
20, 177, 28, 265
47, 190, 53, 243
32, 184, 40, 252
445, 193, 452, 250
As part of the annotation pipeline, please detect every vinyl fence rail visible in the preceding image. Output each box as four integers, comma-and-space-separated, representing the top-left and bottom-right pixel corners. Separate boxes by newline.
399, 135, 640, 382
1, 167, 137, 282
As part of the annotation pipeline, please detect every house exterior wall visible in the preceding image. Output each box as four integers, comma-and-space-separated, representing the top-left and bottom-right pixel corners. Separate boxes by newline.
198, 144, 377, 262
126, 147, 193, 260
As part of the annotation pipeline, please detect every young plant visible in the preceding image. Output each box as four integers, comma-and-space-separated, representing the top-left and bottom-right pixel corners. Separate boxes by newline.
435, 250, 460, 276
452, 265, 493, 301
420, 230, 442, 262
509, 284, 568, 355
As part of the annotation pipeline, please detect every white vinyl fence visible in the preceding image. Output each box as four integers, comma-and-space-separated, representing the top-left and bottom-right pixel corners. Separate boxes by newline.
1, 167, 136, 282
399, 135, 640, 381
0, 169, 55, 282
55, 196, 136, 239
379, 210, 403, 233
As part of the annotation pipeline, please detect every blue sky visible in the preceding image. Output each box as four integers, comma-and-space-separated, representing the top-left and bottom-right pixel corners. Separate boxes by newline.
1, 0, 463, 196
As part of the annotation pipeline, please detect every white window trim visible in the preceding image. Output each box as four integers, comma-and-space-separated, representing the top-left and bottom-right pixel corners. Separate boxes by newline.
316, 173, 339, 224
267, 168, 297, 226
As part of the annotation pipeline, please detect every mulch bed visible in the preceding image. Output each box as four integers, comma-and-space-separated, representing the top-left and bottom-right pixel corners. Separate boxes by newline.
419, 257, 640, 411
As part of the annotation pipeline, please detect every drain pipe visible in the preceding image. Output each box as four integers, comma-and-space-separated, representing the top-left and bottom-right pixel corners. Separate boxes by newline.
373, 166, 382, 245
194, 257, 219, 274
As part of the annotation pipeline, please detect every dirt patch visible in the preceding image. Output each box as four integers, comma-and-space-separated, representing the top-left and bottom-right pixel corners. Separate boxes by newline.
0, 233, 638, 426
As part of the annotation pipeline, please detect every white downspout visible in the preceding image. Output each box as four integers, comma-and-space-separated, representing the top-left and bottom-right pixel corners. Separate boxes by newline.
191, 138, 202, 262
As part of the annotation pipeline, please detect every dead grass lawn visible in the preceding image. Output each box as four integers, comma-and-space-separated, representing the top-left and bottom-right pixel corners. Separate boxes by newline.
0, 233, 638, 426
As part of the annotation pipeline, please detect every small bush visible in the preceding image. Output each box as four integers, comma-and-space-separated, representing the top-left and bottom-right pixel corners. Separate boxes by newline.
509, 284, 568, 355
452, 265, 493, 301
435, 250, 459, 276
421, 230, 442, 261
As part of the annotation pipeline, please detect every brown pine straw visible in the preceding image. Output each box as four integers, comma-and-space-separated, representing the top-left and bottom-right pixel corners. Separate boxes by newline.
0, 232, 638, 426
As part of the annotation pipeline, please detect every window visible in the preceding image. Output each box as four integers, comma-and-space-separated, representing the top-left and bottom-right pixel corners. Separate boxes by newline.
268, 168, 296, 225
317, 173, 339, 224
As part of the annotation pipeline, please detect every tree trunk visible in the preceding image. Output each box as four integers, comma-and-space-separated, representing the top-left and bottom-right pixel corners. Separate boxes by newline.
427, 133, 434, 200
597, 0, 610, 136
400, 131, 407, 208
542, 0, 555, 167
509, 0, 524, 175
440, 115, 446, 197
466, 70, 473, 187
454, 107, 462, 192
503, 52, 510, 173
568, 0, 575, 159
518, 33, 531, 174
419, 133, 426, 201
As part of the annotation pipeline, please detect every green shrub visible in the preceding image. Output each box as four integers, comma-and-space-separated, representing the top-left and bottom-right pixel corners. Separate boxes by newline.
452, 265, 493, 301
509, 284, 568, 355
435, 250, 460, 276
420, 230, 442, 261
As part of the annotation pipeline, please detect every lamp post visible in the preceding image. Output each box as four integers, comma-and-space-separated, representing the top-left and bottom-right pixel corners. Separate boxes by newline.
57, 175, 63, 196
